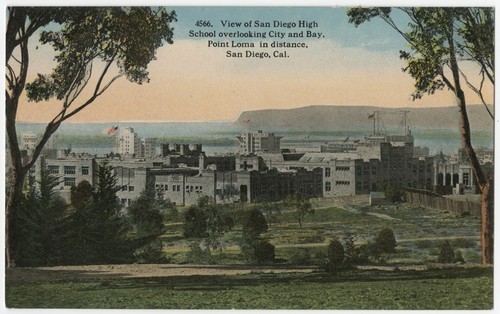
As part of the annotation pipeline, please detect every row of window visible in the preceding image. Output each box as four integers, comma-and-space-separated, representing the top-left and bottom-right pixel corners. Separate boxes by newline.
47, 165, 89, 175
157, 184, 204, 193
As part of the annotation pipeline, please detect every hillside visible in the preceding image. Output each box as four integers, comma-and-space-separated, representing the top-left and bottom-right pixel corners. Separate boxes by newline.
234, 105, 494, 131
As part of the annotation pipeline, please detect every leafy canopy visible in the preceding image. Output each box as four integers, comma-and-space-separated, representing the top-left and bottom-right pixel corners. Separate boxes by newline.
25, 7, 176, 106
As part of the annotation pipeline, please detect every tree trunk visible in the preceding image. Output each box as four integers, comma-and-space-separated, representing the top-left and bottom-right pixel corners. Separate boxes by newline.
446, 24, 492, 265
5, 168, 27, 268
480, 178, 494, 264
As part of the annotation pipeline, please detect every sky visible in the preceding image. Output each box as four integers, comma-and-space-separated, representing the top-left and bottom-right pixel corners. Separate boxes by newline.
13, 6, 494, 122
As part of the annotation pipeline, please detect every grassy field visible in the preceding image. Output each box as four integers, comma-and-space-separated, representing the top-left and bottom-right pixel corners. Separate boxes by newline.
6, 199, 490, 309
6, 267, 493, 309
162, 199, 482, 265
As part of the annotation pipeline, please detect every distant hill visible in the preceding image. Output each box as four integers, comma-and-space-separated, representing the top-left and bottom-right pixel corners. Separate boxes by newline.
234, 105, 494, 131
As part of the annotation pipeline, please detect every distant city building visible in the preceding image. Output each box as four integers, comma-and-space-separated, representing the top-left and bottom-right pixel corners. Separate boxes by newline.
116, 127, 141, 156
142, 137, 157, 158
236, 130, 282, 154
21, 132, 38, 150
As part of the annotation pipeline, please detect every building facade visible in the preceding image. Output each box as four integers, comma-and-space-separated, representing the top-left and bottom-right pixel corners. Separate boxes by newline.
236, 130, 282, 154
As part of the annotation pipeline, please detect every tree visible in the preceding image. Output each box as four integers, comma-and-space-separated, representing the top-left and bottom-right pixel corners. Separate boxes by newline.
284, 194, 315, 228
183, 196, 233, 252
16, 170, 67, 266
62, 162, 136, 265
128, 192, 165, 237
240, 208, 275, 263
242, 208, 269, 240
325, 239, 345, 274
347, 7, 494, 264
375, 227, 397, 253
5, 7, 176, 267
128, 192, 168, 263
70, 180, 94, 211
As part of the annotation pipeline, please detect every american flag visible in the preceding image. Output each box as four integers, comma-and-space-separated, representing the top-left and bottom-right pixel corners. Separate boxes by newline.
107, 126, 118, 135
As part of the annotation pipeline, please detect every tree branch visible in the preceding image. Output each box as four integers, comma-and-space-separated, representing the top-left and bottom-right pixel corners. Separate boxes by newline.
459, 68, 494, 120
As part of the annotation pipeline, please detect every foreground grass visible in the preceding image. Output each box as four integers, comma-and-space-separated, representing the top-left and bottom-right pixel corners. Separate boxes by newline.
6, 267, 493, 309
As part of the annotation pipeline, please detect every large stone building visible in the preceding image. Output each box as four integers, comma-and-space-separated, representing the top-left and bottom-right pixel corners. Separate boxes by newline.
236, 130, 282, 154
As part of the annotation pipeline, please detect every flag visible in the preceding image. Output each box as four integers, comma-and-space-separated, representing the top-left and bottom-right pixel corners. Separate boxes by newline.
368, 113, 375, 119
107, 126, 118, 135
353, 139, 360, 144
343, 136, 349, 143
243, 118, 251, 123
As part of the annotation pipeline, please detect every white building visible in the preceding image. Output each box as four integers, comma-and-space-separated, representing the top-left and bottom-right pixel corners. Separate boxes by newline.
116, 127, 141, 156
236, 130, 282, 154
21, 132, 38, 150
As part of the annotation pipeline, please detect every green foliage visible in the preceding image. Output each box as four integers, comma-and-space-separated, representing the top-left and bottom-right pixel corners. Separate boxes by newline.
134, 240, 170, 264
438, 240, 465, 264
185, 242, 213, 264
61, 162, 139, 265
256, 201, 283, 222
127, 192, 168, 262
16, 171, 67, 266
5, 268, 494, 309
183, 196, 233, 252
347, 8, 494, 101
25, 7, 177, 102
128, 192, 165, 237
376, 227, 397, 253
383, 185, 403, 203
70, 180, 93, 210
183, 205, 208, 238
240, 208, 274, 264
325, 239, 345, 273
284, 194, 314, 228
342, 232, 369, 266
242, 208, 268, 239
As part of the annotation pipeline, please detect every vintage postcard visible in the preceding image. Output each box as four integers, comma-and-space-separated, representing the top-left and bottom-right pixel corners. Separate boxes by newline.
4, 3, 495, 310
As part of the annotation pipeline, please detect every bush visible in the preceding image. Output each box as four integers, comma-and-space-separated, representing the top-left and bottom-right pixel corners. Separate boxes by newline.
438, 240, 465, 264
134, 241, 170, 264
254, 240, 275, 263
185, 241, 213, 264
376, 227, 397, 253
242, 239, 275, 264
324, 239, 345, 273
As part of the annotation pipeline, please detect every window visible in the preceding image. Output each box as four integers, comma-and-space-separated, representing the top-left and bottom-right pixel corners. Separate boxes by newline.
47, 165, 59, 174
325, 167, 331, 177
325, 182, 331, 192
335, 181, 350, 186
129, 186, 135, 192
463, 173, 470, 186
81, 166, 89, 175
64, 177, 76, 187
64, 166, 76, 175
335, 166, 349, 171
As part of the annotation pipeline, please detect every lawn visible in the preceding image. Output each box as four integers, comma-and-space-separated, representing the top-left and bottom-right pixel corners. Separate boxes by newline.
6, 199, 489, 309
5, 267, 493, 309
163, 200, 482, 265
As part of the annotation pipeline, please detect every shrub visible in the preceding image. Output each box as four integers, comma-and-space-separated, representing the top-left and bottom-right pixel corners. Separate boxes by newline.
437, 240, 465, 264
242, 239, 275, 264
376, 227, 397, 253
343, 232, 369, 266
185, 241, 213, 264
134, 240, 170, 264
254, 240, 275, 263
325, 239, 345, 273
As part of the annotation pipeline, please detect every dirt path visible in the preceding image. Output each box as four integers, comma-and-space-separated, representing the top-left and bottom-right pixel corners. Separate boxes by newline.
6, 264, 317, 283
